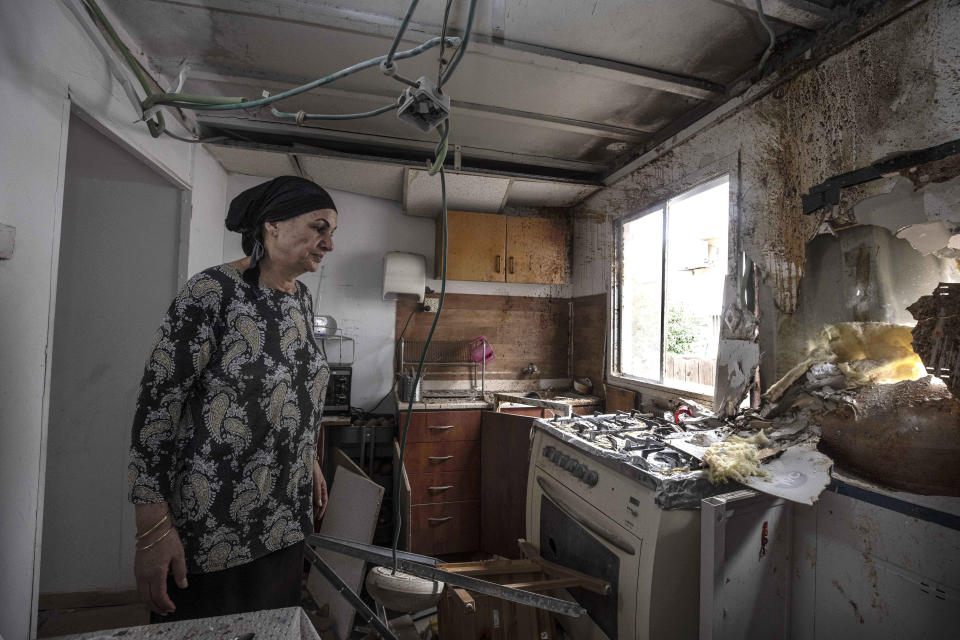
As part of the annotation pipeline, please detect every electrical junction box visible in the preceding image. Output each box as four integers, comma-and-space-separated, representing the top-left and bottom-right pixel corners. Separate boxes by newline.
397, 77, 450, 133
423, 297, 440, 313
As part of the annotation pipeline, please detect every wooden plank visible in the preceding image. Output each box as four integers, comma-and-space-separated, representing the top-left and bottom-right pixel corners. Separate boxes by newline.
518, 539, 612, 595
438, 211, 507, 282
501, 577, 583, 591
453, 588, 476, 612
440, 560, 542, 576
307, 464, 384, 640
505, 216, 569, 284
604, 384, 635, 412
481, 411, 533, 559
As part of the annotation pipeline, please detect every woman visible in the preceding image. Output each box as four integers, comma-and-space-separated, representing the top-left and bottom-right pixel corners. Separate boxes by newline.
128, 176, 337, 620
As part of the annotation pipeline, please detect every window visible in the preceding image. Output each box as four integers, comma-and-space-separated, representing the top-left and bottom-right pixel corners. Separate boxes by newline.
614, 175, 730, 396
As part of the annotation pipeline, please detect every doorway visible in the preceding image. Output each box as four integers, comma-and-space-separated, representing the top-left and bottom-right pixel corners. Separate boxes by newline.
38, 113, 184, 619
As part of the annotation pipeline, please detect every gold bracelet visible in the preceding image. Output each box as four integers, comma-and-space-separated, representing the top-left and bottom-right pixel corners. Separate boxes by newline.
135, 514, 169, 540
136, 526, 174, 552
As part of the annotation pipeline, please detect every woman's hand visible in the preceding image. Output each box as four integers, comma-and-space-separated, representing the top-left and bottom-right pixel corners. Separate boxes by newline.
134, 504, 188, 616
313, 459, 328, 524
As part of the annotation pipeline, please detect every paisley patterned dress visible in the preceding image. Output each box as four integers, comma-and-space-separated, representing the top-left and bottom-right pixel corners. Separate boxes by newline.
129, 263, 330, 574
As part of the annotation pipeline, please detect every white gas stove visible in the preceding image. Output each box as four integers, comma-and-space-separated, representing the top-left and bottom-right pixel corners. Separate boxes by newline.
526, 411, 722, 640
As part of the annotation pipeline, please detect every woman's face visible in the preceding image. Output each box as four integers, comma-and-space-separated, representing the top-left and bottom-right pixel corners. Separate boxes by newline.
265, 208, 338, 274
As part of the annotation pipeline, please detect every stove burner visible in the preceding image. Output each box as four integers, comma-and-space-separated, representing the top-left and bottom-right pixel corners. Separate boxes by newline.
544, 412, 699, 475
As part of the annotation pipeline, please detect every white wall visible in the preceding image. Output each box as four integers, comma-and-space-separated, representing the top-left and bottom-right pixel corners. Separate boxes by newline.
224, 174, 570, 411
0, 3, 227, 637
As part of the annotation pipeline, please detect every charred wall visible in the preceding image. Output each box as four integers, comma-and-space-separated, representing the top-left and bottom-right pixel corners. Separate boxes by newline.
574, 0, 960, 386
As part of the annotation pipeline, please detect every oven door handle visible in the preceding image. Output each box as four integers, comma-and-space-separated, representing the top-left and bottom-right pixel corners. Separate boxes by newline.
537, 475, 637, 556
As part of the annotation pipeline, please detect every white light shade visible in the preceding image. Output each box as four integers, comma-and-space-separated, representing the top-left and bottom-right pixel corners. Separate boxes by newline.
382, 251, 426, 302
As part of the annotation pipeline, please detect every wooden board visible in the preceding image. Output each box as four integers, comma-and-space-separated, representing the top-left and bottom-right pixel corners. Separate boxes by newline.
480, 411, 534, 559
396, 294, 571, 381
506, 215, 569, 284
571, 294, 607, 398
437, 563, 558, 640
438, 210, 506, 282
604, 384, 636, 412
307, 463, 384, 640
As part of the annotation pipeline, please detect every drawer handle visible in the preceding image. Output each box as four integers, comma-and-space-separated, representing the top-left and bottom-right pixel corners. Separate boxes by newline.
428, 425, 456, 431
508, 256, 515, 274
495, 255, 502, 273
428, 516, 454, 523
428, 485, 455, 493
428, 455, 454, 462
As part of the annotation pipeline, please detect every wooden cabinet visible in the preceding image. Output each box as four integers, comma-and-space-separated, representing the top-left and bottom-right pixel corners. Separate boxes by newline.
435, 211, 568, 284
400, 409, 482, 556
480, 411, 534, 559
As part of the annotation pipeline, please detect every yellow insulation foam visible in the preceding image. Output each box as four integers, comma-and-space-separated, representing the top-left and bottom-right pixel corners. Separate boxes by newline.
702, 431, 772, 484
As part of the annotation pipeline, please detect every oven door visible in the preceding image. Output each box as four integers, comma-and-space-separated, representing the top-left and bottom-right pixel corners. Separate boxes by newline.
528, 465, 641, 640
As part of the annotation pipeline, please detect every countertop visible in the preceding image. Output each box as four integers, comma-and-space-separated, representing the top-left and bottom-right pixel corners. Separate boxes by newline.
50, 606, 319, 640
393, 389, 601, 412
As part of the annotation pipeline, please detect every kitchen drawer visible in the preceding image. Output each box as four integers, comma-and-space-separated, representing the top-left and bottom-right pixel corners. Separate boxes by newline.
405, 440, 480, 474
409, 468, 480, 505
403, 410, 481, 443
410, 501, 480, 555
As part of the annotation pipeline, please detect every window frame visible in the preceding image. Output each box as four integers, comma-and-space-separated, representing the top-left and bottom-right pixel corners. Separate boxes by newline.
609, 162, 739, 406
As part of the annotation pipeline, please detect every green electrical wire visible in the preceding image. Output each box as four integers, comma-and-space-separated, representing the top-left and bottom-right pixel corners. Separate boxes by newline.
439, 0, 479, 87
270, 103, 397, 122
428, 120, 450, 176
83, 0, 165, 137
143, 36, 459, 112
393, 164, 448, 574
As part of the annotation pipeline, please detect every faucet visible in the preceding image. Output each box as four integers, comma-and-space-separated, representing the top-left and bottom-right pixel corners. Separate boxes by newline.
522, 362, 539, 376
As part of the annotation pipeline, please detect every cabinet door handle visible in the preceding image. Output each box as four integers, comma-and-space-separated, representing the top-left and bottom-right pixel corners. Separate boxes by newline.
428, 516, 454, 523
428, 425, 455, 431
495, 255, 502, 273
428, 455, 454, 462
508, 256, 515, 274
428, 485, 455, 493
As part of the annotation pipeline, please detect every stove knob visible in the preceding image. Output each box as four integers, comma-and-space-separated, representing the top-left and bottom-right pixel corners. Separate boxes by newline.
550, 450, 562, 463
557, 454, 569, 468
563, 458, 578, 472
572, 464, 586, 479
543, 446, 555, 459
584, 470, 599, 487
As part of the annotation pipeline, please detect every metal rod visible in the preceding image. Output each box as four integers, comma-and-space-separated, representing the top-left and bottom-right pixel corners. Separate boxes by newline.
308, 535, 586, 617
303, 544, 398, 640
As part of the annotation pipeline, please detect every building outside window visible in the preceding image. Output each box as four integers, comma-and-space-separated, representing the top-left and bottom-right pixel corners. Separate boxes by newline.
614, 175, 730, 396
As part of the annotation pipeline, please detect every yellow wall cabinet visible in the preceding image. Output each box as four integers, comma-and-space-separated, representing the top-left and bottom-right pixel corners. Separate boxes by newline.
435, 211, 568, 284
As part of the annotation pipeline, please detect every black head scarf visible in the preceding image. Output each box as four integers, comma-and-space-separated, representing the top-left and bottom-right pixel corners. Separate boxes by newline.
225, 176, 337, 285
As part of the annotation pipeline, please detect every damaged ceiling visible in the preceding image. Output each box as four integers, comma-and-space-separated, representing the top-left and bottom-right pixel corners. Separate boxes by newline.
99, 0, 847, 210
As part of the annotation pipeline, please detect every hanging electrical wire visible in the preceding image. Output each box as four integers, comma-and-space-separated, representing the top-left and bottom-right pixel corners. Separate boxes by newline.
81, 0, 165, 137
439, 0, 479, 87
755, 0, 776, 75
142, 36, 458, 112
392, 163, 448, 574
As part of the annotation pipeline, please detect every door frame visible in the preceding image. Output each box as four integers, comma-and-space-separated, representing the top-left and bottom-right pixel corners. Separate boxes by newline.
31, 98, 192, 636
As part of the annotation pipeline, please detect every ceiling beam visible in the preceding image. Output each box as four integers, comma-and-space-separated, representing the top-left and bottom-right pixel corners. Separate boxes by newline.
197, 115, 608, 178
157, 61, 655, 142
144, 0, 726, 100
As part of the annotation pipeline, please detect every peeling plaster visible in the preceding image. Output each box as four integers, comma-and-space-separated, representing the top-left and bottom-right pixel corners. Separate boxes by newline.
575, 0, 960, 315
